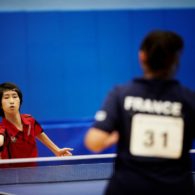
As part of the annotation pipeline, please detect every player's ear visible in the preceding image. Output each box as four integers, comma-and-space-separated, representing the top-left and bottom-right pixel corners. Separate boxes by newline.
139, 50, 148, 71
139, 50, 147, 64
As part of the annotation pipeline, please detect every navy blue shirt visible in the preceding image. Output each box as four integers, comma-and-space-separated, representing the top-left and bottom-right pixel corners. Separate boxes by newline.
93, 78, 195, 195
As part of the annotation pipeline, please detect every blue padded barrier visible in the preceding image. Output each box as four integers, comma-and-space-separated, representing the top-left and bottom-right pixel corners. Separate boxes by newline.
37, 118, 195, 172
37, 118, 116, 157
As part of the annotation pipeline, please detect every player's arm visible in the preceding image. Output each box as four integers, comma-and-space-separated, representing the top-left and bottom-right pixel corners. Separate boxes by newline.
85, 127, 119, 153
36, 132, 73, 156
0, 134, 4, 147
0, 126, 5, 147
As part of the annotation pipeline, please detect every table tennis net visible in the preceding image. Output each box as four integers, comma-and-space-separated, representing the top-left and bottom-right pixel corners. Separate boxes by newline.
0, 152, 195, 185
0, 154, 115, 185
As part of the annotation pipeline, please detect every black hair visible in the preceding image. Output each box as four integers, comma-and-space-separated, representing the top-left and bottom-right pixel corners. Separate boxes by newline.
140, 30, 184, 72
0, 82, 23, 117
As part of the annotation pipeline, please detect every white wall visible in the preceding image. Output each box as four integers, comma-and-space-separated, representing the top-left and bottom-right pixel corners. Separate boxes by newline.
0, 0, 195, 11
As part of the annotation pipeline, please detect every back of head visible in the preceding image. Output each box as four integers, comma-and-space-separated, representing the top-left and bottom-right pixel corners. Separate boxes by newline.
0, 82, 23, 117
140, 30, 184, 72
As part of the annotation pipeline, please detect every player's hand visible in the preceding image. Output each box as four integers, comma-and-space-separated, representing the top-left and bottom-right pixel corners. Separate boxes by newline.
56, 148, 73, 156
0, 134, 5, 147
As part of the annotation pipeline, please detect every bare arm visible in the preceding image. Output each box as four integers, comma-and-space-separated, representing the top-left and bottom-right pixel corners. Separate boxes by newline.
36, 132, 73, 156
0, 135, 4, 147
84, 128, 119, 153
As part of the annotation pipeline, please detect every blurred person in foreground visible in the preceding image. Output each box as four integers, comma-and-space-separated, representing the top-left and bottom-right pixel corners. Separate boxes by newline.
85, 30, 195, 195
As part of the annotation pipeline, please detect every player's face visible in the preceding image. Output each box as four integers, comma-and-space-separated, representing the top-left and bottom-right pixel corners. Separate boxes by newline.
1, 90, 20, 115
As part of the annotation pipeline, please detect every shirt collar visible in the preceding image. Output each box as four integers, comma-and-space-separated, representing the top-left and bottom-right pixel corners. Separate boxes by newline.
133, 77, 179, 85
2, 117, 18, 137
20, 114, 32, 126
2, 114, 30, 137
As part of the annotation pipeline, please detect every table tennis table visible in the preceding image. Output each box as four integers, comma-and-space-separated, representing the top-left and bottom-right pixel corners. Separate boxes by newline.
0, 153, 195, 195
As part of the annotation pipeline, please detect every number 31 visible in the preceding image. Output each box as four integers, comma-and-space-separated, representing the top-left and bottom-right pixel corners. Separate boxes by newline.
144, 130, 168, 147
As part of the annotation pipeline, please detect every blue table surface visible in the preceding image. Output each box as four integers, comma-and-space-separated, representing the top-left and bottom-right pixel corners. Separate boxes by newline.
0, 180, 109, 195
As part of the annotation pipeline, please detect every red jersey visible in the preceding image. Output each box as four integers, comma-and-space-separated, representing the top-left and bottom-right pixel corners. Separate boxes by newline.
0, 114, 43, 167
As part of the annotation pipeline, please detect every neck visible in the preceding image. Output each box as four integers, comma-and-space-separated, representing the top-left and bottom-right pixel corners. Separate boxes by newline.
141, 61, 175, 80
143, 70, 172, 80
4, 112, 23, 131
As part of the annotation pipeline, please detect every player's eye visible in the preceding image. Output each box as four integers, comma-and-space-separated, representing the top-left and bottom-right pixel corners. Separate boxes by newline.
13, 95, 19, 98
3, 96, 9, 99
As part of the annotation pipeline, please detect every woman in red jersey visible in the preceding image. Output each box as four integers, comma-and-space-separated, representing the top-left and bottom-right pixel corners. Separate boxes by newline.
0, 82, 73, 167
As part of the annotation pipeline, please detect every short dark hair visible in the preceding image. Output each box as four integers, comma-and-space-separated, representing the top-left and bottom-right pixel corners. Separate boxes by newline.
140, 30, 184, 71
0, 82, 23, 117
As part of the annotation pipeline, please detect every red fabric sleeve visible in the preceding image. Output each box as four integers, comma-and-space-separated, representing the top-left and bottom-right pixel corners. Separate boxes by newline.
0, 124, 5, 135
34, 120, 44, 136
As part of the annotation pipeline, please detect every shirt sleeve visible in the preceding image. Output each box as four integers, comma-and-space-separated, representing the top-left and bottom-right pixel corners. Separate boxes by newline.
92, 86, 120, 133
34, 120, 44, 136
0, 124, 5, 135
191, 100, 195, 139
0, 125, 5, 152
188, 90, 195, 138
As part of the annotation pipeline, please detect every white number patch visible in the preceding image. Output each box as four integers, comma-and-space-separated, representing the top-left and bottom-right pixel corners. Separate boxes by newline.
130, 114, 184, 159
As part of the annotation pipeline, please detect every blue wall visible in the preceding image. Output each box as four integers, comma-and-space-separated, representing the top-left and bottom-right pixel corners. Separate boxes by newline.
0, 9, 195, 121
37, 119, 116, 156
